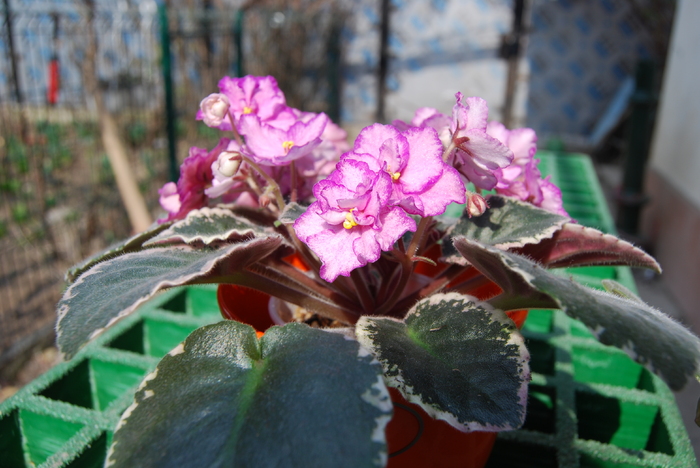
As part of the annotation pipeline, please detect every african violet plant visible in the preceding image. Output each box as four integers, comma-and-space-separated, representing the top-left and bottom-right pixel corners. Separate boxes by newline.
57, 75, 700, 467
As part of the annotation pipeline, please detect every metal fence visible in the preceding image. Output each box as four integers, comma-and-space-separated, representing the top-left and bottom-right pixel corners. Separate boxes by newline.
0, 0, 346, 371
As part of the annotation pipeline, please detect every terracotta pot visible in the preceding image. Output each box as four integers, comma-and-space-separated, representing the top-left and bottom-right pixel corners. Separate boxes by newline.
416, 244, 529, 329
217, 282, 499, 468
386, 388, 496, 468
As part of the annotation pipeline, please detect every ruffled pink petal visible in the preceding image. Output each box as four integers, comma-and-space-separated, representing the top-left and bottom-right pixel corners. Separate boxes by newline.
352, 123, 404, 159
405, 165, 466, 216
539, 177, 570, 217
399, 126, 445, 193
375, 206, 416, 251
463, 131, 514, 169
507, 127, 537, 163
158, 182, 181, 214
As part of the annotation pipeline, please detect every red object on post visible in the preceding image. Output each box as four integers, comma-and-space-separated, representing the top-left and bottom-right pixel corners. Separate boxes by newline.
47, 59, 59, 105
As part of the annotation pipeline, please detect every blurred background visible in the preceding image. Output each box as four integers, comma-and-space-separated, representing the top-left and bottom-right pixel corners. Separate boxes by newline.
0, 0, 698, 448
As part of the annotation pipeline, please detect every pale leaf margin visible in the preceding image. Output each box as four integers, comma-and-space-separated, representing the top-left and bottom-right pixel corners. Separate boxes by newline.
57, 237, 282, 359
65, 221, 172, 283
454, 236, 700, 391
142, 207, 274, 247
441, 195, 569, 265
356, 292, 530, 432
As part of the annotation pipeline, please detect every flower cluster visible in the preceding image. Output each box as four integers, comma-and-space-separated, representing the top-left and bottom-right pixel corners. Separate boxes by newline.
393, 92, 568, 216
294, 124, 465, 282
158, 75, 567, 281
159, 75, 347, 221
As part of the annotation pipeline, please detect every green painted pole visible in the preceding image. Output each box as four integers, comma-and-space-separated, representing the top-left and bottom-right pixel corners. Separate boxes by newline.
234, 9, 244, 77
617, 60, 657, 236
159, 2, 178, 182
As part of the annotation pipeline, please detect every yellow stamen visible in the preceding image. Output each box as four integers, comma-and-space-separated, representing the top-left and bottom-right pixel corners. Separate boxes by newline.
243, 106, 253, 114
343, 212, 358, 229
386, 164, 401, 182
282, 141, 295, 154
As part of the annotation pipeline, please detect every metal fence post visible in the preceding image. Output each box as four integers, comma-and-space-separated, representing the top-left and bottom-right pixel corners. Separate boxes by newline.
616, 60, 657, 236
159, 1, 178, 182
234, 9, 244, 77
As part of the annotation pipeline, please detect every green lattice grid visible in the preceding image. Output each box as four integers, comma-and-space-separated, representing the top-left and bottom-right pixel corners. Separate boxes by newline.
0, 153, 696, 467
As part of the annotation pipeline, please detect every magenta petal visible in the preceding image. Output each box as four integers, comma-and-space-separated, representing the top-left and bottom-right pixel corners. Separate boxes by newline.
158, 182, 181, 214
507, 127, 537, 163
296, 213, 365, 282
375, 206, 416, 251
352, 228, 383, 265
464, 131, 514, 168
486, 120, 509, 145
352, 123, 403, 157
463, 97, 489, 130
399, 126, 444, 193
288, 112, 329, 145
408, 166, 466, 216
341, 151, 383, 173
539, 177, 570, 217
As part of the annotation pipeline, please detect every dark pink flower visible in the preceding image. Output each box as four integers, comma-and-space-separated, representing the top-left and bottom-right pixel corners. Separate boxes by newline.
158, 138, 230, 222
343, 124, 465, 216
294, 159, 416, 282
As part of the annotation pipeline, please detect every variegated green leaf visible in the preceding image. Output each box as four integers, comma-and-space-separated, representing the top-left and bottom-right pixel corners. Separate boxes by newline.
57, 237, 282, 359
454, 236, 700, 391
356, 292, 529, 432
65, 221, 172, 283
514, 223, 661, 272
108, 321, 391, 468
143, 207, 273, 246
278, 202, 308, 225
442, 195, 568, 264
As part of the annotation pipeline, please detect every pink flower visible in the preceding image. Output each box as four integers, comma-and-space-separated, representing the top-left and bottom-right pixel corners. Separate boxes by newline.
294, 159, 416, 282
196, 75, 291, 131
199, 93, 230, 128
239, 112, 329, 166
487, 121, 569, 217
292, 120, 349, 199
447, 93, 514, 190
158, 182, 181, 215
158, 138, 230, 222
343, 124, 465, 216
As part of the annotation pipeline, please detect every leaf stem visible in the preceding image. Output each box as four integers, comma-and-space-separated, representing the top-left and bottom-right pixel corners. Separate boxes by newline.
351, 269, 375, 313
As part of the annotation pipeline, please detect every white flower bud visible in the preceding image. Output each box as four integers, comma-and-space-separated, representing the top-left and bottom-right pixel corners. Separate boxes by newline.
466, 191, 488, 218
215, 151, 242, 178
200, 93, 230, 127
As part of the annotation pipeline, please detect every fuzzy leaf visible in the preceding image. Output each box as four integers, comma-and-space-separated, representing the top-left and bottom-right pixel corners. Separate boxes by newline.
601, 279, 646, 305
454, 237, 700, 391
442, 195, 569, 264
356, 292, 529, 432
143, 207, 273, 246
514, 223, 661, 272
107, 321, 392, 468
57, 237, 282, 359
279, 202, 308, 225
65, 222, 171, 283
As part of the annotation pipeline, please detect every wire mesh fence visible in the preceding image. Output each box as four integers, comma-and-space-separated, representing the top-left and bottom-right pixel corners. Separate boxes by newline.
0, 0, 346, 371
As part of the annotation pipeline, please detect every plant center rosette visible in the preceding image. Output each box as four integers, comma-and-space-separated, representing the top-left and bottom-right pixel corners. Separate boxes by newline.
56, 75, 700, 468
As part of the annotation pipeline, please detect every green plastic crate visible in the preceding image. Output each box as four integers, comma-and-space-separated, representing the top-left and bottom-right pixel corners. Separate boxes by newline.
2, 154, 695, 467
0, 285, 221, 468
